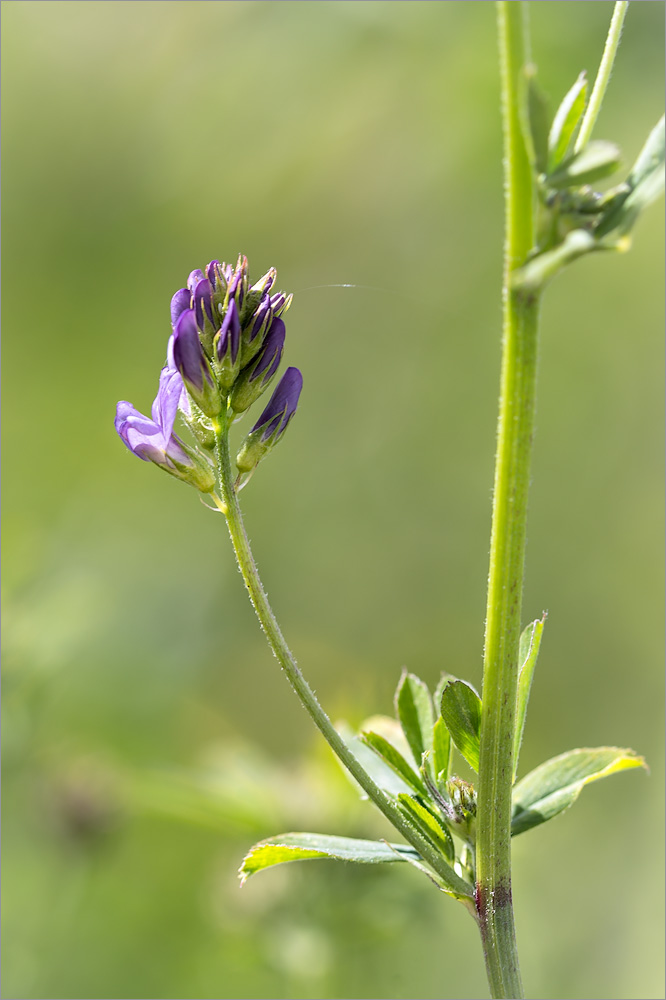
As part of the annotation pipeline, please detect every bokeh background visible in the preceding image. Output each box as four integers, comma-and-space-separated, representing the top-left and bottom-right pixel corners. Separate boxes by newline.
2, 2, 664, 998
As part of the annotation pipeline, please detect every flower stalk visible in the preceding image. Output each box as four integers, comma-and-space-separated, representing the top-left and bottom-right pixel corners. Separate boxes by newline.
212, 403, 478, 904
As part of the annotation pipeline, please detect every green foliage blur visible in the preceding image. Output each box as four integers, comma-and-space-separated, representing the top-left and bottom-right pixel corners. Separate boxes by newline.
2, 2, 663, 998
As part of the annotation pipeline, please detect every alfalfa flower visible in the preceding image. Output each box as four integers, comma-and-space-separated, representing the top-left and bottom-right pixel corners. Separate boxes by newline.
115, 365, 215, 492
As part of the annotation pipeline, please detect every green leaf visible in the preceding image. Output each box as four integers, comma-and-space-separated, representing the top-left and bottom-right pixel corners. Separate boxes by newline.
511, 747, 646, 836
439, 679, 482, 773
522, 64, 550, 174
397, 793, 455, 862
360, 730, 427, 796
596, 116, 665, 239
239, 833, 420, 884
513, 615, 546, 780
546, 140, 621, 189
432, 716, 452, 780
548, 71, 587, 171
395, 670, 435, 769
240, 831, 475, 904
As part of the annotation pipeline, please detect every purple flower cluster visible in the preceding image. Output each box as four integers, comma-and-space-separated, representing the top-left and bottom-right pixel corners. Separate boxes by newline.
169, 256, 292, 409
115, 255, 303, 490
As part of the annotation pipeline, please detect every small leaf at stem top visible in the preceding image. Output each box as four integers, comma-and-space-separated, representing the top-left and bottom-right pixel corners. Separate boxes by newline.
548, 71, 587, 172
546, 139, 621, 189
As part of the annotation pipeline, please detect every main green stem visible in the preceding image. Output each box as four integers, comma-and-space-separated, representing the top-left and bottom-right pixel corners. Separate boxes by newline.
475, 4, 540, 998
213, 408, 475, 898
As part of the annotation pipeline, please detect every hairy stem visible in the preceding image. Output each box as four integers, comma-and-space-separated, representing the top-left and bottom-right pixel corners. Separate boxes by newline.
574, 1, 629, 153
476, 4, 540, 997
213, 407, 474, 899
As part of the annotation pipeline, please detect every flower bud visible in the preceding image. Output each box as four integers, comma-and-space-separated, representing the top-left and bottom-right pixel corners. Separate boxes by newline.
240, 267, 278, 326
240, 292, 273, 366
251, 267, 277, 296
236, 367, 303, 473
215, 298, 242, 390
193, 277, 218, 353
227, 254, 248, 313
443, 777, 476, 844
269, 291, 293, 319
207, 260, 231, 326
229, 317, 285, 414
172, 309, 221, 417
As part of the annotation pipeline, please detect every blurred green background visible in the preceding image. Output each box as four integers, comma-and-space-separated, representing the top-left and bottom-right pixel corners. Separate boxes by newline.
2, 2, 663, 998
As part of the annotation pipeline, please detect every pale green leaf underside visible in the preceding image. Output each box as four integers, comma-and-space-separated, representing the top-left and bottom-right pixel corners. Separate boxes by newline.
239, 833, 421, 884
524, 66, 550, 173
432, 716, 452, 779
338, 718, 414, 797
513, 616, 546, 780
360, 730, 427, 796
511, 746, 646, 836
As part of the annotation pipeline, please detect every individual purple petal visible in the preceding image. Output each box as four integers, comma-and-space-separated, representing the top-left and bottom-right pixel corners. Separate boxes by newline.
206, 260, 220, 288
252, 367, 303, 441
227, 270, 241, 304
217, 299, 241, 365
115, 400, 176, 465
228, 254, 248, 310
250, 317, 285, 383
193, 278, 216, 332
170, 288, 191, 329
172, 310, 209, 392
115, 400, 158, 461
187, 269, 205, 294
151, 364, 186, 438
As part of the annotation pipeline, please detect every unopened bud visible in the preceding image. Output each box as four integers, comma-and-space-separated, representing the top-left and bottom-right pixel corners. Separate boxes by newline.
230, 317, 285, 413
236, 367, 303, 473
